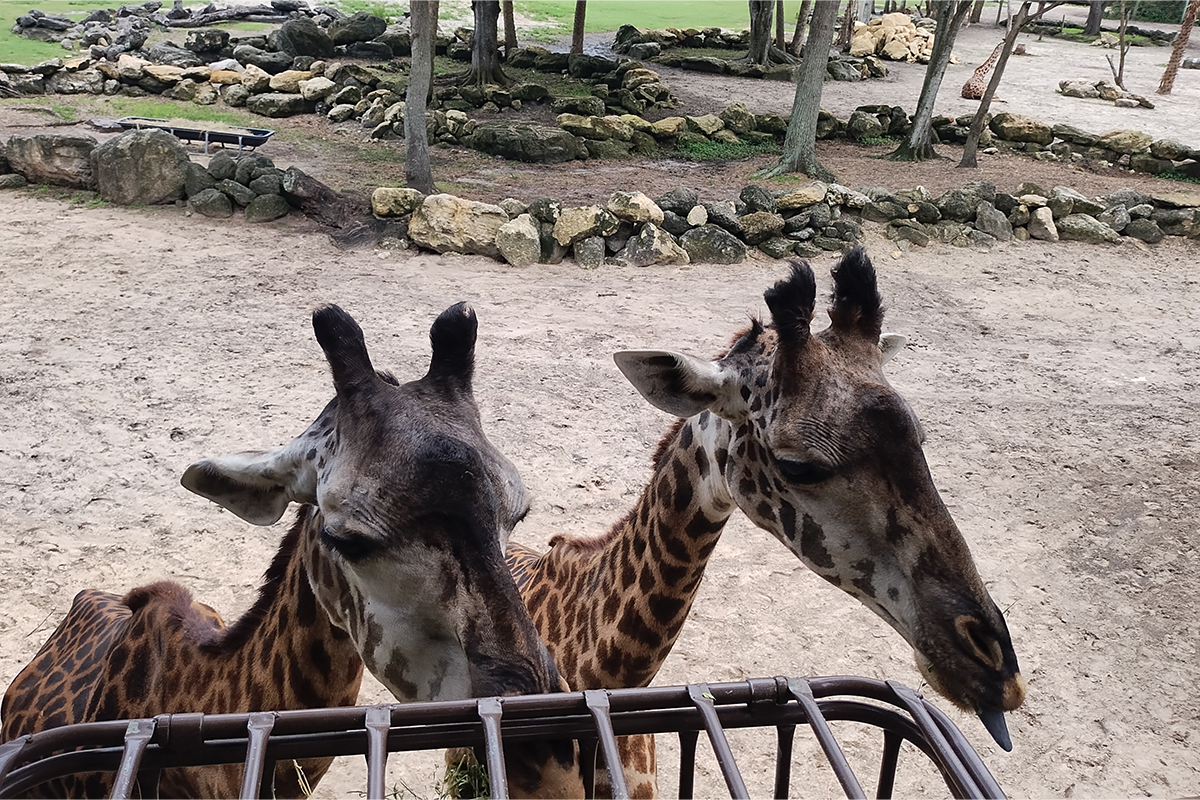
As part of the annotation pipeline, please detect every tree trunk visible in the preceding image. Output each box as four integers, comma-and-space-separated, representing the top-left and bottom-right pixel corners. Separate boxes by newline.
759, 0, 839, 179
969, 0, 985, 23
746, 0, 775, 63
790, 0, 813, 54
406, 0, 436, 194
960, 1, 1064, 167
887, 0, 973, 161
1107, 0, 1129, 89
1158, 0, 1199, 93
427, 0, 438, 98
571, 0, 586, 54
463, 0, 508, 85
502, 0, 516, 56
775, 0, 786, 47
837, 0, 857, 50
1084, 1, 1106, 34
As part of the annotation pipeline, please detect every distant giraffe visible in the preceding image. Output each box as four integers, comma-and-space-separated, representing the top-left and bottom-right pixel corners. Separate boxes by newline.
2, 304, 583, 800
508, 250, 1025, 797
962, 40, 1004, 99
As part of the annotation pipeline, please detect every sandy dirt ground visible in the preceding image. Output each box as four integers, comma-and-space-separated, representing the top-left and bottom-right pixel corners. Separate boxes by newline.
1, 191, 1198, 797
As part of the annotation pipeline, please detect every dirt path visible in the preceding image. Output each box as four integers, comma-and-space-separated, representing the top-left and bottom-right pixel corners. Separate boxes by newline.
1, 194, 1197, 797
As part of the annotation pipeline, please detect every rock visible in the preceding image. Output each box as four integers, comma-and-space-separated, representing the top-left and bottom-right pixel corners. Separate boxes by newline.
686, 205, 707, 226
408, 194, 508, 258
246, 92, 309, 117
719, 102, 756, 135
346, 41, 393, 60
989, 112, 1053, 145
573, 235, 607, 269
215, 178, 255, 207
557, 113, 615, 140
973, 201, 1013, 242
328, 103, 356, 122
619, 223, 689, 266
468, 122, 587, 163
704, 200, 741, 235
1027, 207, 1058, 241
300, 76, 337, 100
241, 64, 272, 93
277, 17, 334, 58
758, 237, 795, 258
825, 183, 871, 209
554, 205, 620, 247
184, 28, 228, 54
527, 198, 562, 224
738, 211, 785, 244
1058, 80, 1100, 99
584, 139, 632, 159
495, 213, 541, 266
686, 114, 725, 136
90, 129, 189, 205
1150, 189, 1200, 209
1096, 129, 1152, 155
269, 69, 312, 93
244, 193, 289, 222
233, 45, 293, 74
777, 182, 828, 210
372, 187, 425, 217
248, 172, 283, 196
739, 185, 777, 214
607, 191, 664, 225
188, 187, 232, 218
1058, 213, 1120, 244
549, 95, 606, 117
1151, 208, 1197, 236
495, 198, 526, 219
650, 116, 688, 138
1149, 138, 1192, 161
659, 210, 690, 237
183, 161, 214, 197
148, 41, 202, 68
1097, 204, 1130, 233
0, 173, 28, 189
329, 11, 386, 45
846, 110, 884, 141
1051, 124, 1098, 147
1127, 203, 1154, 219
889, 221, 930, 247
1122, 217, 1163, 243
861, 200, 910, 223
143, 64, 183, 83
207, 151, 236, 182
656, 187, 699, 216
6, 134, 96, 189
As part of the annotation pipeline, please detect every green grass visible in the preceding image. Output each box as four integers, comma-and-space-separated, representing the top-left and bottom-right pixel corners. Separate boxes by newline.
103, 97, 263, 126
675, 137, 778, 162
1160, 170, 1200, 185
1, 0, 112, 62
437, 753, 489, 799
514, 0, 808, 36
337, 0, 403, 22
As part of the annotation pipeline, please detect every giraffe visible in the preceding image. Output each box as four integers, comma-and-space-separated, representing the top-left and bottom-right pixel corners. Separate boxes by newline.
1, 303, 583, 800
962, 40, 1004, 99
507, 249, 1025, 797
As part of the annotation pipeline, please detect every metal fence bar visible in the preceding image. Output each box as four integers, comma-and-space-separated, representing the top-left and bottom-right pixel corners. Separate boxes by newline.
136, 768, 161, 800
885, 682, 981, 799
876, 731, 903, 799
109, 719, 155, 800
686, 685, 748, 800
787, 679, 867, 800
583, 690, 629, 800
364, 706, 392, 800
0, 737, 31, 789
476, 698, 509, 800
677, 729, 698, 800
239, 712, 276, 800
773, 724, 796, 799
577, 737, 597, 800
922, 703, 1005, 799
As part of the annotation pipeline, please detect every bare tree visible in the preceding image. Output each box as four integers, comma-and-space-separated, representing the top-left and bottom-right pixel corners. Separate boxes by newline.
1106, 0, 1129, 89
1157, 0, 1199, 93
790, 0, 813, 54
757, 0, 840, 179
886, 0, 974, 161
405, 0, 437, 193
570, 0, 586, 55
463, 0, 508, 85
836, 0, 858, 50
743, 0, 799, 64
959, 1, 1065, 168
502, 0, 516, 57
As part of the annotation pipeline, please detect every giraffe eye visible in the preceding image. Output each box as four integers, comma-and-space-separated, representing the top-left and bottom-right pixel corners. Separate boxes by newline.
775, 458, 833, 485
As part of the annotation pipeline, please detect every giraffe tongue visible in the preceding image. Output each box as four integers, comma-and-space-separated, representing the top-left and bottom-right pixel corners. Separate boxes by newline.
978, 710, 1013, 752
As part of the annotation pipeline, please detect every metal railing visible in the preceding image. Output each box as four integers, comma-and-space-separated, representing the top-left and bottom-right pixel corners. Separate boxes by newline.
0, 676, 1005, 799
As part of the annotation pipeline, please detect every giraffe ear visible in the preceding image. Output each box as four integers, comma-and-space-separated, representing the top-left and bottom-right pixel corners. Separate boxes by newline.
614, 350, 746, 420
879, 333, 907, 364
181, 434, 319, 526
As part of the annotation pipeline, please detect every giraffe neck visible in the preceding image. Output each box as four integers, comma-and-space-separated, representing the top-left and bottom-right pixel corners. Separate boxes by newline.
526, 412, 737, 689
976, 41, 1003, 77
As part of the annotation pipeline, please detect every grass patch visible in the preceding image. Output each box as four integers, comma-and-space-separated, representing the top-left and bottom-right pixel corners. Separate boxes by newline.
675, 137, 778, 162
1, 0, 113, 62
665, 46, 740, 60
1160, 170, 1200, 184
337, 0, 403, 21
103, 97, 263, 126
359, 143, 406, 164
1044, 24, 1154, 46
859, 135, 900, 147
513, 0, 807, 34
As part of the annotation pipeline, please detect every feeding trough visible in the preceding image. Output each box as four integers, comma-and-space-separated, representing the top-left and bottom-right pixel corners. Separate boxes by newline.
116, 116, 274, 154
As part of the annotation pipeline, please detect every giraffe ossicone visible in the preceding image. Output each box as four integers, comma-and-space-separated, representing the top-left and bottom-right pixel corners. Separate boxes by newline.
509, 248, 1024, 797
3, 303, 583, 800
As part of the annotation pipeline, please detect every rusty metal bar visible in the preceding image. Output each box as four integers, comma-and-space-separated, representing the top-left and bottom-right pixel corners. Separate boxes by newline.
886, 681, 981, 799
687, 684, 748, 799
364, 705, 391, 800
773, 724, 796, 799
477, 697, 509, 800
583, 690, 629, 800
239, 712, 276, 800
677, 729, 698, 800
788, 678, 867, 799
109, 718, 155, 800
877, 731, 902, 799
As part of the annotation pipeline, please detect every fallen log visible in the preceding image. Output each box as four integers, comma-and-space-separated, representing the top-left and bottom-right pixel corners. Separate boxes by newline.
164, 5, 284, 27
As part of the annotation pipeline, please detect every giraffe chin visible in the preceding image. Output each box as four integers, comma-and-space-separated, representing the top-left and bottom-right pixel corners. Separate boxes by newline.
917, 655, 1025, 751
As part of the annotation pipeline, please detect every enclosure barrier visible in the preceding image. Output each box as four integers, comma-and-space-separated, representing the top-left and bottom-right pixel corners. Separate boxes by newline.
0, 676, 1005, 799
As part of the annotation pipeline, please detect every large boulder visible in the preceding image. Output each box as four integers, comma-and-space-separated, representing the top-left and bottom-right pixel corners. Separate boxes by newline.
188, 187, 233, 218
147, 41, 203, 68
184, 28, 228, 54
1096, 129, 1152, 155
973, 201, 1013, 242
655, 187, 699, 215
1058, 213, 1121, 244
989, 113, 1053, 146
606, 191, 664, 225
846, 110, 884, 141
90, 129, 189, 205
496, 213, 542, 267
468, 122, 587, 163
244, 193, 290, 222
329, 12, 387, 45
371, 187, 425, 217
680, 224, 747, 264
554, 205, 620, 247
777, 182, 828, 210
269, 69, 312, 93
1028, 206, 1058, 241
246, 92, 309, 117
6, 134, 96, 189
276, 17, 334, 58
408, 194, 508, 258
619, 223, 690, 266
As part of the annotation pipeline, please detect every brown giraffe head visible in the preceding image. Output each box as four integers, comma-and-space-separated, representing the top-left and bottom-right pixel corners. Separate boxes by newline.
615, 249, 1024, 750
182, 304, 580, 795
